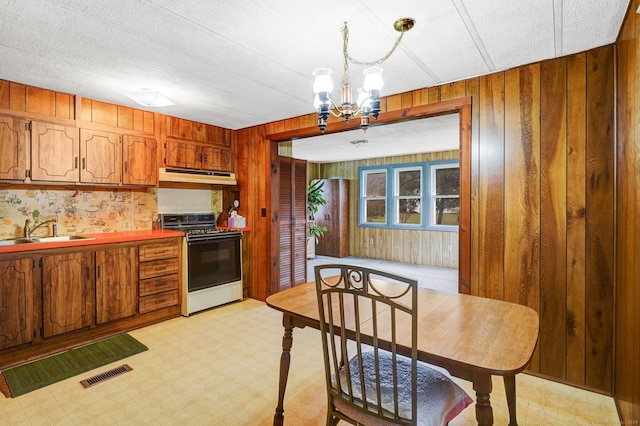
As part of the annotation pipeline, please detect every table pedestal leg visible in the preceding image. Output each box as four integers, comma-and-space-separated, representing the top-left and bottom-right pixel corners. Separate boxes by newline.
504, 375, 517, 425
273, 315, 294, 426
473, 372, 494, 426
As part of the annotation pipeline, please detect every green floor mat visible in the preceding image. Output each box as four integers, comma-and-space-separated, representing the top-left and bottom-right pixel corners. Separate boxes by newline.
1, 333, 148, 397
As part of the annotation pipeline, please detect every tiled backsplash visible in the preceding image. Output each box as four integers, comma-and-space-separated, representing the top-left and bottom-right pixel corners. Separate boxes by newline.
0, 188, 158, 239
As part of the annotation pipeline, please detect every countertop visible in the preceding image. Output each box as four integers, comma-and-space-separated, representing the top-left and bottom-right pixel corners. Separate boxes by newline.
0, 229, 185, 254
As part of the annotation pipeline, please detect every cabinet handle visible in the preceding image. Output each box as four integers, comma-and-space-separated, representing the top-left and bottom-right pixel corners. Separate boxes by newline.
124, 161, 129, 172
85, 266, 90, 280
97, 266, 101, 278
203, 154, 208, 163
74, 157, 78, 169
82, 158, 86, 169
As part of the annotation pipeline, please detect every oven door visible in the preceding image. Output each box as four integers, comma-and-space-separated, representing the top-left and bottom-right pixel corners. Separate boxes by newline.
187, 235, 242, 292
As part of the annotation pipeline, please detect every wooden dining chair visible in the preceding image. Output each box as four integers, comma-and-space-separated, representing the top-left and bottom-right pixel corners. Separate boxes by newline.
314, 264, 472, 426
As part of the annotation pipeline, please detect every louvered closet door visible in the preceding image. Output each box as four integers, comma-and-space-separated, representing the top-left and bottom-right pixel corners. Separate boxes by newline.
278, 157, 293, 291
278, 156, 307, 292
292, 159, 308, 285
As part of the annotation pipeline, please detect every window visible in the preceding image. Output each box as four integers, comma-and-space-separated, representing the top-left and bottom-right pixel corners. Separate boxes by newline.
362, 169, 387, 224
359, 160, 459, 231
394, 167, 422, 225
430, 164, 460, 229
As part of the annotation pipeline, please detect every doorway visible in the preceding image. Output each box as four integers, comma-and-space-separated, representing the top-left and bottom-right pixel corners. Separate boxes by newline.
267, 97, 472, 294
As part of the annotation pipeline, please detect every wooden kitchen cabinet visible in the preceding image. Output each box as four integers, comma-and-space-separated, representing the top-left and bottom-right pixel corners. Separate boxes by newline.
138, 240, 180, 314
95, 246, 138, 324
122, 134, 157, 186
0, 236, 182, 370
0, 116, 28, 181
167, 116, 232, 147
201, 145, 232, 171
0, 258, 34, 350
79, 129, 121, 184
21, 119, 155, 186
207, 126, 232, 148
30, 121, 80, 183
42, 251, 93, 337
30, 125, 122, 184
315, 178, 349, 258
164, 138, 200, 169
165, 138, 233, 172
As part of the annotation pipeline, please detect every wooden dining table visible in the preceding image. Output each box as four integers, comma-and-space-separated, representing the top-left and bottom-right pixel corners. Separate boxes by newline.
266, 281, 539, 426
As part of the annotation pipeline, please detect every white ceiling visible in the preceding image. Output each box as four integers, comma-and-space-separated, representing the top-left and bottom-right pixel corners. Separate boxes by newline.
0, 0, 629, 133
292, 113, 460, 163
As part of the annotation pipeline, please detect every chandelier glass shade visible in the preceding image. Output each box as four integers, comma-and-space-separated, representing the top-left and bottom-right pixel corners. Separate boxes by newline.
312, 18, 414, 133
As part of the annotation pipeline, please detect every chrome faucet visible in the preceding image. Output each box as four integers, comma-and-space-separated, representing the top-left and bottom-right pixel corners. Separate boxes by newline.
24, 218, 58, 239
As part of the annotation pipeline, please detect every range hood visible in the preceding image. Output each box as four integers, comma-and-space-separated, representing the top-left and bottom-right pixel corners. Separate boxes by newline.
159, 167, 237, 185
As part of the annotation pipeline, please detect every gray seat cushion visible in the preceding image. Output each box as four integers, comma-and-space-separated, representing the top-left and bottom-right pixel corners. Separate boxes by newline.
335, 350, 472, 425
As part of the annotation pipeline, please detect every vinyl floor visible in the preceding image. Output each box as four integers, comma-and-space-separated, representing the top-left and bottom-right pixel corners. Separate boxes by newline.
0, 261, 619, 425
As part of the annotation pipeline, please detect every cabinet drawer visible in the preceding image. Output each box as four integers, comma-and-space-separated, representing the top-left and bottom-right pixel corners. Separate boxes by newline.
139, 258, 179, 280
139, 275, 179, 297
139, 290, 179, 314
139, 242, 179, 262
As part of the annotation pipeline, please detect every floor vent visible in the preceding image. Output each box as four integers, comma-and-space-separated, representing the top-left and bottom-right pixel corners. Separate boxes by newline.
80, 364, 132, 388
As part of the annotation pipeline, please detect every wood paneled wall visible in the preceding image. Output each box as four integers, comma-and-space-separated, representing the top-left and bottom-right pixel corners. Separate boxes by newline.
312, 150, 460, 269
0, 79, 157, 135
80, 98, 155, 134
0, 80, 75, 123
236, 45, 616, 393
615, 0, 640, 422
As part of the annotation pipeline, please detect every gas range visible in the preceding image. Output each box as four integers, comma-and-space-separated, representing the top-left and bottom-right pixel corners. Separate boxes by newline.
160, 213, 242, 242
159, 212, 243, 316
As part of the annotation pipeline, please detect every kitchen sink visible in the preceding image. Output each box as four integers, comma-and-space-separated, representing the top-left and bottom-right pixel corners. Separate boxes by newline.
31, 235, 96, 243
0, 235, 95, 246
0, 238, 35, 246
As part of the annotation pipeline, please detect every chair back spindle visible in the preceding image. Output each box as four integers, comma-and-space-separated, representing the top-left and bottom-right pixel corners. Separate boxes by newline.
315, 263, 472, 425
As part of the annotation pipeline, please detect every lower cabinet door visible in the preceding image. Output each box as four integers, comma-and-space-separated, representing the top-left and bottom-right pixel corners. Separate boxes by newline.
42, 252, 93, 337
96, 247, 138, 324
0, 258, 34, 349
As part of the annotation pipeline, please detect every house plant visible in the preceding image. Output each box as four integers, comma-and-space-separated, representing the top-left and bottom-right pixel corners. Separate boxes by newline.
307, 179, 327, 258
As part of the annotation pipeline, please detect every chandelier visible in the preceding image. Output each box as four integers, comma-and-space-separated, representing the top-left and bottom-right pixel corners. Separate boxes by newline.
312, 18, 415, 133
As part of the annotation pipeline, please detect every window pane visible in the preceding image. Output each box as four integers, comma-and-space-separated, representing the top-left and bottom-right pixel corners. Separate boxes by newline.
398, 170, 421, 196
436, 168, 459, 196
398, 199, 421, 224
365, 199, 386, 223
366, 172, 386, 197
434, 198, 459, 225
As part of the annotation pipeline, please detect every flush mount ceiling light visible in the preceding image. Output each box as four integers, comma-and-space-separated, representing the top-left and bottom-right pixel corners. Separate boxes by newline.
312, 17, 415, 133
350, 139, 368, 148
124, 89, 175, 107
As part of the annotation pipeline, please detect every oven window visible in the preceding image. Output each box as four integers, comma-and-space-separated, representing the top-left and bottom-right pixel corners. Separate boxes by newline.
188, 237, 241, 292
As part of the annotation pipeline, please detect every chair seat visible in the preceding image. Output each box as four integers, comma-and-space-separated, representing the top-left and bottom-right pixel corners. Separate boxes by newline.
335, 351, 472, 426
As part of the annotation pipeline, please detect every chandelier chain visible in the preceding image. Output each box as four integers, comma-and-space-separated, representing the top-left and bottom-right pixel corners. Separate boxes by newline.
341, 23, 406, 84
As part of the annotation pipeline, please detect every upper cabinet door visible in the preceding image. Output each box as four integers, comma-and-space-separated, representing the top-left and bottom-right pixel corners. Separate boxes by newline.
122, 135, 157, 186
80, 129, 121, 184
30, 121, 80, 183
165, 138, 200, 169
0, 116, 27, 181
201, 145, 232, 172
